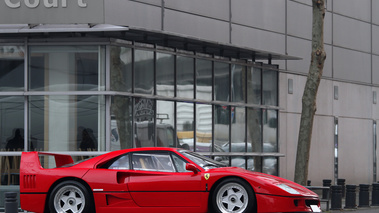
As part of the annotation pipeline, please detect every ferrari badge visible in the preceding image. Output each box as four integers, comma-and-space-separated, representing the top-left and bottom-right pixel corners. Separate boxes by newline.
204, 173, 210, 180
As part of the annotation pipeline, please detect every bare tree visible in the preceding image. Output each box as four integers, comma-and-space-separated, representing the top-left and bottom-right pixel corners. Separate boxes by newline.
294, 0, 326, 185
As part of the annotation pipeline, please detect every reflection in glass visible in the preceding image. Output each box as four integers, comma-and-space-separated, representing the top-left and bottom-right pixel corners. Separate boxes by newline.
214, 62, 229, 101
110, 46, 132, 92
231, 107, 246, 152
231, 156, 246, 169
247, 108, 262, 152
214, 105, 230, 153
247, 66, 261, 104
157, 53, 174, 97
29, 46, 105, 91
134, 98, 155, 147
134, 50, 154, 94
177, 102, 194, 151
196, 59, 212, 101
196, 104, 212, 152
111, 96, 132, 151
247, 108, 262, 171
0, 96, 24, 151
247, 157, 261, 172
263, 68, 278, 106
232, 65, 246, 103
1, 155, 21, 185
0, 46, 24, 91
263, 157, 278, 176
156, 100, 175, 147
263, 109, 278, 152
29, 95, 105, 152
177, 56, 194, 99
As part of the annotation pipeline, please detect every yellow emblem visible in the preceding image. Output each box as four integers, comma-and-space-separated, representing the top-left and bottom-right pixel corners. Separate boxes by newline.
204, 173, 210, 180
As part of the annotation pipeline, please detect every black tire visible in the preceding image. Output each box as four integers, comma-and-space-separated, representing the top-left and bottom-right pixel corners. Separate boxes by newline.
211, 178, 255, 213
49, 180, 92, 213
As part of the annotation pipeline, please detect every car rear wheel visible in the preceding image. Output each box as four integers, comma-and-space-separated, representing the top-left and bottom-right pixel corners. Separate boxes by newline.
211, 178, 255, 213
49, 180, 92, 213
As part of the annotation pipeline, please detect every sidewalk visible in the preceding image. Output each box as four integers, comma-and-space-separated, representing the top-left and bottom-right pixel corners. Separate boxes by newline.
320, 198, 379, 213
329, 206, 379, 213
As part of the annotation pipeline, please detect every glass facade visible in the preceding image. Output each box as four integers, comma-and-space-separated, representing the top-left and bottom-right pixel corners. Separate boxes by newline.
0, 41, 280, 186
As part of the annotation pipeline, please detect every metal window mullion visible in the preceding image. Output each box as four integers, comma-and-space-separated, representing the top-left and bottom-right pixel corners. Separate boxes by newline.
193, 57, 197, 152
132, 43, 135, 94
211, 105, 215, 153
193, 57, 197, 100
105, 45, 111, 151
174, 101, 177, 147
212, 59, 215, 101
374, 120, 377, 182
174, 53, 178, 148
132, 98, 135, 148
24, 38, 29, 151
334, 117, 339, 185
193, 102, 197, 152
105, 96, 111, 151
228, 105, 232, 166
154, 49, 157, 147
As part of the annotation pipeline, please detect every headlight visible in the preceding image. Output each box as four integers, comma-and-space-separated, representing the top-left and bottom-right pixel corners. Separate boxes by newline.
277, 184, 300, 195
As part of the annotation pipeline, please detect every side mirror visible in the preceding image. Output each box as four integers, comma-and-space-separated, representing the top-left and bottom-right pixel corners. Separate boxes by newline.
185, 163, 198, 174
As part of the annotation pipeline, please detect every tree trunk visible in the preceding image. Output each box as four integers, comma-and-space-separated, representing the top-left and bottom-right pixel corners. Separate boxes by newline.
294, 0, 326, 185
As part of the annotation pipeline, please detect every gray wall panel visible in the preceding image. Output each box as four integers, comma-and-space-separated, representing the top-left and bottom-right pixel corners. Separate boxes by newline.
373, 0, 379, 25
287, 1, 312, 39
333, 0, 371, 22
373, 55, 379, 85
231, 24, 285, 55
333, 47, 371, 83
307, 116, 335, 186
324, 11, 333, 45
105, 0, 161, 30
165, 0, 229, 21
333, 82, 373, 118
323, 44, 333, 78
164, 9, 230, 44
373, 25, 379, 55
338, 118, 373, 184
333, 14, 371, 53
231, 0, 285, 34
287, 37, 311, 74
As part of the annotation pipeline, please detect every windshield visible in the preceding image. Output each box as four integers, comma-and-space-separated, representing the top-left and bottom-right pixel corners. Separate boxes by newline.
180, 150, 226, 169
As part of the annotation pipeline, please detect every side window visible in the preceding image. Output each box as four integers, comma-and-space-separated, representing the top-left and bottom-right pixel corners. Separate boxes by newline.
172, 154, 188, 172
108, 154, 130, 170
132, 153, 175, 172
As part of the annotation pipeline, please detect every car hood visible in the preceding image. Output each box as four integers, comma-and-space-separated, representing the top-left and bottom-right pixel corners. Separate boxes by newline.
209, 167, 318, 197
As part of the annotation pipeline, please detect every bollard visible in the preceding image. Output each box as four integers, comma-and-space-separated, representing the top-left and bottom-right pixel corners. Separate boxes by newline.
4, 192, 18, 213
337, 179, 346, 198
372, 183, 379, 206
307, 180, 311, 186
323, 179, 332, 199
345, 185, 357, 209
330, 185, 342, 210
359, 184, 370, 207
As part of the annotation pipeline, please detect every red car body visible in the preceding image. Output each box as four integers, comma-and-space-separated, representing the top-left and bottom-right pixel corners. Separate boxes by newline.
20, 147, 320, 213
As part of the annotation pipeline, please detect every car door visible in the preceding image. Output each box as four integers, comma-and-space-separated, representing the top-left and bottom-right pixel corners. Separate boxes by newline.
127, 151, 204, 207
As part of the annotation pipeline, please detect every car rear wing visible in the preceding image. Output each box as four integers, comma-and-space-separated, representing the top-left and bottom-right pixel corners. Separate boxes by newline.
21, 151, 74, 172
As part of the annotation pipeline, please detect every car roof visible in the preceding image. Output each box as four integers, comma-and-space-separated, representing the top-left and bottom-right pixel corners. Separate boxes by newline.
72, 147, 183, 168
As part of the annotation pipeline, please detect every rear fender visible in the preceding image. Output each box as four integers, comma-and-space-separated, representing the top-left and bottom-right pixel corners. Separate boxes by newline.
20, 152, 74, 190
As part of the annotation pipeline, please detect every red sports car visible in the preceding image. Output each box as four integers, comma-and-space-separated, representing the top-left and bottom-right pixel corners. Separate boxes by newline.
20, 147, 321, 213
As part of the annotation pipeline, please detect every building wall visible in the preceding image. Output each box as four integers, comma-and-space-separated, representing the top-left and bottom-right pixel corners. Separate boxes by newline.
103, 0, 379, 184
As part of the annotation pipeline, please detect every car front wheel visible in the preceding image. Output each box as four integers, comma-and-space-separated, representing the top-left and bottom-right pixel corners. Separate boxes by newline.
49, 180, 92, 213
211, 178, 255, 213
